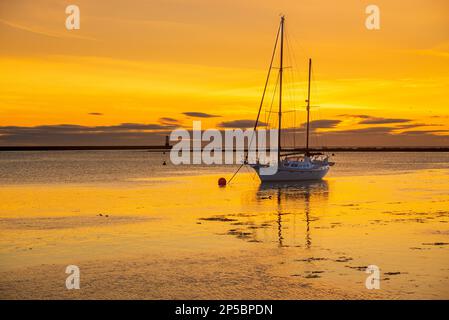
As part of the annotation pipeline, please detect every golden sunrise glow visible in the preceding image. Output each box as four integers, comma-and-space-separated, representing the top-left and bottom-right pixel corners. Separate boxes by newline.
0, 0, 448, 145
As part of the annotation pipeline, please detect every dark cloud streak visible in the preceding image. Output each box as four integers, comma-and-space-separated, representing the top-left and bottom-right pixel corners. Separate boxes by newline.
218, 119, 267, 128
0, 123, 176, 146
359, 118, 411, 124
0, 122, 447, 146
183, 112, 221, 118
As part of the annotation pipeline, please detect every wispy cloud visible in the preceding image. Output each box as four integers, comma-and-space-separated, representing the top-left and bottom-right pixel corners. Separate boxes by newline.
338, 114, 412, 125
0, 122, 447, 147
0, 18, 96, 41
183, 112, 221, 118
0, 123, 176, 135
337, 114, 372, 119
359, 117, 412, 125
303, 119, 341, 129
0, 123, 176, 146
217, 119, 267, 129
159, 117, 180, 125
399, 129, 449, 135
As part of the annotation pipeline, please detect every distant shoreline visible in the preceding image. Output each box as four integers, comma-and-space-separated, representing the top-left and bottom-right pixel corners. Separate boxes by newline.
1, 146, 449, 152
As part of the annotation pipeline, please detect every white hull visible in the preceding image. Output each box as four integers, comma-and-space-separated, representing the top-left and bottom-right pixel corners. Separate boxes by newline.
251, 164, 329, 182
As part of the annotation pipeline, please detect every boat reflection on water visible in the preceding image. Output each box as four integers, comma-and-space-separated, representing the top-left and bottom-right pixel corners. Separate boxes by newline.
256, 180, 329, 248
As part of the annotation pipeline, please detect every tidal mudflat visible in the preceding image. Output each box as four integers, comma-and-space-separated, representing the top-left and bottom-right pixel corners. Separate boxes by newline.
0, 151, 448, 299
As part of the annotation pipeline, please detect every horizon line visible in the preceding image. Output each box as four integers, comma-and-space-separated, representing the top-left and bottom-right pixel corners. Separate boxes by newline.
1, 146, 449, 152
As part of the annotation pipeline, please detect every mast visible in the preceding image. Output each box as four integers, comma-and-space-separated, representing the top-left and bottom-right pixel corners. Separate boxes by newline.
248, 22, 280, 163
305, 58, 312, 156
278, 16, 285, 163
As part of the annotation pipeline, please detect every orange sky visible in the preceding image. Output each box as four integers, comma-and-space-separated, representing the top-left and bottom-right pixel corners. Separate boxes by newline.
0, 0, 448, 146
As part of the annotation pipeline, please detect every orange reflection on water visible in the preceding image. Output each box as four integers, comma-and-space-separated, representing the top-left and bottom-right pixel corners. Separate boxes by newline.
1, 169, 449, 298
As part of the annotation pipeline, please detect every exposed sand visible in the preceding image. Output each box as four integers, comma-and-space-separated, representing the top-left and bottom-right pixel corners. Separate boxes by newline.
0, 249, 378, 300
0, 215, 150, 230
1, 157, 449, 299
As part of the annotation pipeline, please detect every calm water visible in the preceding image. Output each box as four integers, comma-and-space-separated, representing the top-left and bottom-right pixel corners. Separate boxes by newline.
0, 150, 449, 184
1, 151, 449, 299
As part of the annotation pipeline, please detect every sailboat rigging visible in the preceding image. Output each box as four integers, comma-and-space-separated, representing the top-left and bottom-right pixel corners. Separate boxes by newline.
249, 16, 334, 182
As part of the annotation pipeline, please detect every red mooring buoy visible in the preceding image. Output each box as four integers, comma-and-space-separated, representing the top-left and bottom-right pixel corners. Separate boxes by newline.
218, 177, 227, 187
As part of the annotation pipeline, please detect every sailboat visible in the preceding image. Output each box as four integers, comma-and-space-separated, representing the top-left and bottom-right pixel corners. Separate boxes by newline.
249, 16, 334, 182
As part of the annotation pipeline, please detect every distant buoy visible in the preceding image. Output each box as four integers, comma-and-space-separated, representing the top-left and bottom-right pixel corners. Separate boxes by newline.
218, 177, 227, 187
